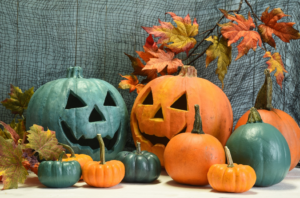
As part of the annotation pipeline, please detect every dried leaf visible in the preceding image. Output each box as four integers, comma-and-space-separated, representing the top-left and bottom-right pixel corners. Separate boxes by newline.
263, 51, 287, 88
1, 85, 34, 115
142, 12, 199, 55
26, 125, 64, 160
118, 74, 139, 93
10, 119, 26, 142
0, 121, 20, 145
218, 9, 262, 60
143, 49, 184, 74
136, 34, 159, 62
0, 128, 11, 140
205, 36, 232, 89
258, 7, 300, 48
0, 137, 28, 189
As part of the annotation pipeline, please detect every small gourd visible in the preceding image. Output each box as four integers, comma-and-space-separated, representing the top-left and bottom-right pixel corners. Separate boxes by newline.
115, 141, 161, 183
38, 151, 81, 188
82, 134, 125, 187
208, 146, 256, 193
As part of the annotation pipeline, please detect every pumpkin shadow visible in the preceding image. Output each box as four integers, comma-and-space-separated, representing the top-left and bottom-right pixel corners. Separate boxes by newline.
80, 184, 124, 189
253, 182, 297, 191
210, 189, 257, 195
120, 179, 161, 185
166, 180, 211, 190
21, 176, 44, 188
160, 169, 168, 176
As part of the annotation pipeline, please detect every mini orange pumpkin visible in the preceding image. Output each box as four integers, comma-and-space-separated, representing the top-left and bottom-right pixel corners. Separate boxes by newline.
208, 146, 256, 193
164, 105, 225, 185
82, 134, 125, 187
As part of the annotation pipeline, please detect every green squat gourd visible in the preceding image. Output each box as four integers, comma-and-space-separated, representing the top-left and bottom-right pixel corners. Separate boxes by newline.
226, 107, 291, 187
38, 151, 81, 188
26, 66, 129, 161
115, 141, 161, 183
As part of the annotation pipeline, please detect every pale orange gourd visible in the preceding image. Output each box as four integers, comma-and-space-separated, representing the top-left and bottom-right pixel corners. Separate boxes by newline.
208, 146, 256, 193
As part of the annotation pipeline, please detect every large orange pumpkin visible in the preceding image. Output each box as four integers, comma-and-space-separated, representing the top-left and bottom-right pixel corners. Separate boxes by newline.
131, 66, 233, 167
235, 69, 300, 170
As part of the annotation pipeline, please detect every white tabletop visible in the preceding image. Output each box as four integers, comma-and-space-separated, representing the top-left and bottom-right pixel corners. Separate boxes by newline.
1, 168, 300, 198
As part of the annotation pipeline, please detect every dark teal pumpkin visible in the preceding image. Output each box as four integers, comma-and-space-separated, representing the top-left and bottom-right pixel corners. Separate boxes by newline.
226, 107, 290, 187
115, 142, 161, 183
38, 152, 81, 188
26, 66, 128, 161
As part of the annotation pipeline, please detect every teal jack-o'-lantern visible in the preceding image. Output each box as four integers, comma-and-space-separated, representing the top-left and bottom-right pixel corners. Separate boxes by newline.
26, 66, 128, 161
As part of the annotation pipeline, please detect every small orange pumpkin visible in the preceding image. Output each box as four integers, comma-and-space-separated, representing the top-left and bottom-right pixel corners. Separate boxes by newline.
208, 146, 256, 193
164, 105, 225, 185
82, 134, 125, 187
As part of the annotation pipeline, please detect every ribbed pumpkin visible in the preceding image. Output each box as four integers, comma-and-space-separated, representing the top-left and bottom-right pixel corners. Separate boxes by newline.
131, 66, 233, 167
164, 105, 225, 185
227, 107, 291, 187
26, 66, 128, 161
235, 69, 300, 171
208, 146, 256, 193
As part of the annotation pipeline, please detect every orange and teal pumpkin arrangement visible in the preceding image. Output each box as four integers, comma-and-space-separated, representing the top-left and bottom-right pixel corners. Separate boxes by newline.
25, 66, 129, 161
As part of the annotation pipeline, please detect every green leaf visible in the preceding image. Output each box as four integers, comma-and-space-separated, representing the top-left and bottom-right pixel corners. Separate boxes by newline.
26, 125, 64, 160
1, 85, 34, 115
0, 137, 28, 190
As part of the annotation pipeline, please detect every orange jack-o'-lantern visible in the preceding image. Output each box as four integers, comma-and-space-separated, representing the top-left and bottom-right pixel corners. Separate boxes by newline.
130, 66, 233, 167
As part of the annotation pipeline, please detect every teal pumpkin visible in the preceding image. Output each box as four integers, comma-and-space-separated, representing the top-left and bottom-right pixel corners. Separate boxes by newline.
26, 66, 128, 161
38, 152, 81, 188
226, 107, 290, 187
115, 142, 161, 183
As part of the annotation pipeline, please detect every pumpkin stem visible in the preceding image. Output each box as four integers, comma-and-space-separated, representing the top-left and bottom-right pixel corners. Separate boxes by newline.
136, 141, 142, 155
191, 105, 205, 134
97, 134, 106, 165
254, 69, 273, 110
58, 151, 65, 162
225, 146, 234, 168
247, 107, 263, 123
67, 66, 83, 78
58, 143, 76, 158
178, 65, 197, 77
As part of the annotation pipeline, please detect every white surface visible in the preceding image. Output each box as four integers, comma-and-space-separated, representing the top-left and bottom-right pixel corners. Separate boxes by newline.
1, 169, 300, 198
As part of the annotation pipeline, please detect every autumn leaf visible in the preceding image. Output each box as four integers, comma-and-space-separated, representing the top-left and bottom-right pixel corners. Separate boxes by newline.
0, 137, 28, 190
263, 51, 287, 88
258, 7, 300, 48
26, 125, 64, 160
218, 9, 262, 60
118, 74, 140, 93
0, 127, 11, 140
142, 12, 199, 55
143, 49, 184, 74
205, 36, 232, 89
136, 84, 145, 94
10, 119, 26, 142
1, 85, 34, 115
136, 34, 160, 63
0, 121, 20, 145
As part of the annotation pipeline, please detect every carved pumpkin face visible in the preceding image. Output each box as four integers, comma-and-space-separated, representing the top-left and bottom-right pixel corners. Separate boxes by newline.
130, 66, 233, 167
26, 67, 128, 161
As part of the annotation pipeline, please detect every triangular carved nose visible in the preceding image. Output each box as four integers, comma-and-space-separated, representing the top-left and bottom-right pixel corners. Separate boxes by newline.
89, 106, 106, 122
153, 106, 164, 120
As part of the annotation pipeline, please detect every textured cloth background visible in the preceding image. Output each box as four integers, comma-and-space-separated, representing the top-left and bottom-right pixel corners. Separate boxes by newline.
0, 0, 299, 149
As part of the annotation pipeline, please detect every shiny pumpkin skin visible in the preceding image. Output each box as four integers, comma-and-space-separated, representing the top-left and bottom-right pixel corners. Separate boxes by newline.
208, 163, 256, 193
82, 160, 125, 187
115, 150, 161, 183
164, 133, 225, 185
131, 73, 233, 167
235, 109, 300, 171
38, 160, 81, 188
63, 154, 93, 179
227, 122, 291, 187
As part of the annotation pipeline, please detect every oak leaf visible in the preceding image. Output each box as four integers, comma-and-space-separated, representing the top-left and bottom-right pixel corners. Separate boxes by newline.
218, 9, 262, 60
143, 49, 184, 74
263, 51, 287, 88
118, 74, 140, 93
1, 85, 34, 115
0, 137, 28, 190
26, 125, 64, 160
258, 7, 300, 48
205, 36, 232, 89
142, 12, 199, 55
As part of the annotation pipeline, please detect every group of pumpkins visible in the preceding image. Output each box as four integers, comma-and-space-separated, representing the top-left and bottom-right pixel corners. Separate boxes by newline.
23, 66, 300, 193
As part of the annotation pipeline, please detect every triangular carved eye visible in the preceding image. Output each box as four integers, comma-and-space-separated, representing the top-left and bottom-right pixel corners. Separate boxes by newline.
170, 92, 188, 111
65, 91, 87, 109
104, 91, 117, 106
142, 89, 153, 105
89, 106, 106, 122
153, 106, 164, 120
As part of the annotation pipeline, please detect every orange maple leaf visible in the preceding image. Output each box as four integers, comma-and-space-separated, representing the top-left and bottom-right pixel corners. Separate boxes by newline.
263, 51, 287, 88
136, 34, 159, 62
142, 12, 199, 55
143, 49, 184, 74
218, 9, 262, 60
118, 74, 140, 93
258, 7, 300, 48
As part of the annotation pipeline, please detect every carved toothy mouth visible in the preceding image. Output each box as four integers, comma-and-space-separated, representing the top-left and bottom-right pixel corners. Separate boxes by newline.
61, 121, 119, 151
